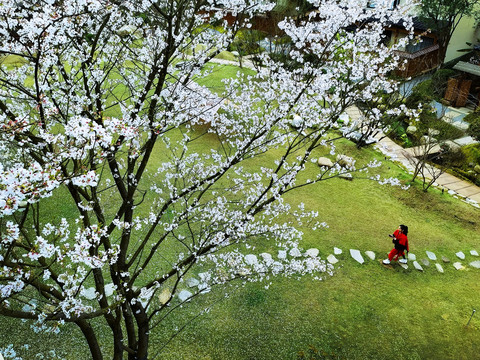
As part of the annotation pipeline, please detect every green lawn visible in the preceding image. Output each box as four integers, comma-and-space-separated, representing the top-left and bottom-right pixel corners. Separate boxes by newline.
1, 62, 480, 360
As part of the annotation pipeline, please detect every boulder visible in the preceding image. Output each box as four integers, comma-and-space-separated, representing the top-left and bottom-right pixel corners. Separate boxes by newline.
470, 260, 480, 269
245, 254, 258, 265
178, 290, 193, 302
317, 157, 334, 168
336, 154, 355, 168
413, 261, 423, 271
349, 249, 364, 264
158, 288, 171, 304
305, 248, 319, 258
327, 254, 338, 264
406, 125, 417, 135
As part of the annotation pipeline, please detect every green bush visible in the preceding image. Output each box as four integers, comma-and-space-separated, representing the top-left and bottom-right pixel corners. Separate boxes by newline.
467, 116, 480, 141
430, 69, 457, 99
464, 111, 480, 124
405, 79, 434, 108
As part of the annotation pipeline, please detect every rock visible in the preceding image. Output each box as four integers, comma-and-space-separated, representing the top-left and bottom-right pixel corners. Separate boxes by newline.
105, 283, 115, 297
399, 263, 408, 270
291, 114, 303, 128
317, 157, 334, 168
260, 253, 274, 265
453, 262, 465, 270
278, 250, 287, 259
413, 261, 423, 271
336, 154, 355, 168
350, 249, 364, 264
426, 251, 437, 261
407, 253, 416, 261
442, 256, 450, 263
289, 248, 302, 257
470, 250, 479, 256
245, 254, 258, 265
178, 290, 193, 302
334, 247, 342, 255
305, 248, 319, 258
81, 287, 97, 300
338, 113, 350, 124
470, 260, 480, 269
327, 254, 338, 264
338, 173, 353, 180
186, 277, 200, 288
435, 263, 444, 273
158, 288, 171, 304
365, 251, 375, 260
421, 258, 430, 267
474, 164, 480, 174
406, 125, 417, 135
456, 251, 465, 260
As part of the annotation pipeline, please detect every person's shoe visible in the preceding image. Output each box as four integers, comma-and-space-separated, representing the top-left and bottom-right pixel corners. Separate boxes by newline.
399, 259, 407, 264
382, 259, 391, 265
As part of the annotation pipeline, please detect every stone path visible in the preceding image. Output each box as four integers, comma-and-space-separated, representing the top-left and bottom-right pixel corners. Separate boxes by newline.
330, 247, 480, 272
343, 105, 480, 206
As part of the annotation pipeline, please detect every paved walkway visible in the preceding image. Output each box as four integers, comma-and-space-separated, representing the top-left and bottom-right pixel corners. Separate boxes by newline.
343, 106, 480, 206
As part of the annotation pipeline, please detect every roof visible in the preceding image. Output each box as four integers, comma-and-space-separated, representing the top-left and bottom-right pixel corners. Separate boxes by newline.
453, 61, 480, 77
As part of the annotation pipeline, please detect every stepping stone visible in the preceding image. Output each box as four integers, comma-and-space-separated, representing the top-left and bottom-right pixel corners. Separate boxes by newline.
470, 261, 480, 269
435, 263, 444, 273
327, 254, 338, 264
334, 247, 342, 255
289, 248, 302, 257
365, 251, 375, 260
408, 253, 416, 261
413, 261, 423, 271
245, 254, 258, 265
178, 290, 193, 302
421, 258, 430, 267
456, 251, 465, 260
442, 256, 450, 263
305, 248, 319, 257
399, 263, 408, 270
350, 249, 364, 264
471, 250, 479, 256
186, 277, 200, 287
426, 251, 437, 261
453, 262, 465, 270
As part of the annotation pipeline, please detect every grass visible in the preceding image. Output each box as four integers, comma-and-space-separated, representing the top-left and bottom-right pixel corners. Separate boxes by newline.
2, 63, 480, 360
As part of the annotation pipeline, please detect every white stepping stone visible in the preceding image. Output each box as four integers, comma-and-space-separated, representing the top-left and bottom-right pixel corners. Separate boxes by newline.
334, 247, 342, 255
435, 263, 444, 273
421, 259, 430, 267
186, 277, 200, 288
327, 254, 338, 264
426, 251, 437, 261
470, 261, 480, 269
453, 262, 465, 270
245, 254, 258, 265
305, 248, 319, 257
399, 263, 408, 270
178, 290, 192, 302
350, 249, 364, 264
413, 261, 423, 271
470, 250, 479, 256
289, 248, 302, 257
408, 253, 416, 261
365, 251, 375, 260
456, 251, 465, 260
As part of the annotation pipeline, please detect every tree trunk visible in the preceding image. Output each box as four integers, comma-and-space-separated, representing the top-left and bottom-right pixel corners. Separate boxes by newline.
77, 319, 104, 360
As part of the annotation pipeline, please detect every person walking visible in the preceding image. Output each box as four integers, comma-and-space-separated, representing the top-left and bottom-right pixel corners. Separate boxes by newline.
382, 225, 409, 265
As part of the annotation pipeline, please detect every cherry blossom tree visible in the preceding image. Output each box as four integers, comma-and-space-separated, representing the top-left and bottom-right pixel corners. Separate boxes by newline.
0, 0, 414, 359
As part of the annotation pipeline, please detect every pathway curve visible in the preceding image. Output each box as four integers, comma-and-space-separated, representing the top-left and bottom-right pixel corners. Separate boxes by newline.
344, 106, 480, 206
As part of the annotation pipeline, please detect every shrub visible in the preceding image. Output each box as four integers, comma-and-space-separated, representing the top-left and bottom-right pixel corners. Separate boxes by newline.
463, 111, 480, 124
405, 79, 434, 108
467, 116, 480, 141
430, 69, 457, 99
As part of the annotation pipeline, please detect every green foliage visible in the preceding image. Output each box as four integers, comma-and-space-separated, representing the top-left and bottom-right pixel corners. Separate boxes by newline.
467, 115, 480, 141
430, 69, 457, 98
463, 111, 480, 124
405, 79, 434, 108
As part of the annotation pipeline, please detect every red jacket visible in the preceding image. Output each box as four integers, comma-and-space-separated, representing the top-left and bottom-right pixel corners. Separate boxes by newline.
393, 229, 409, 252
